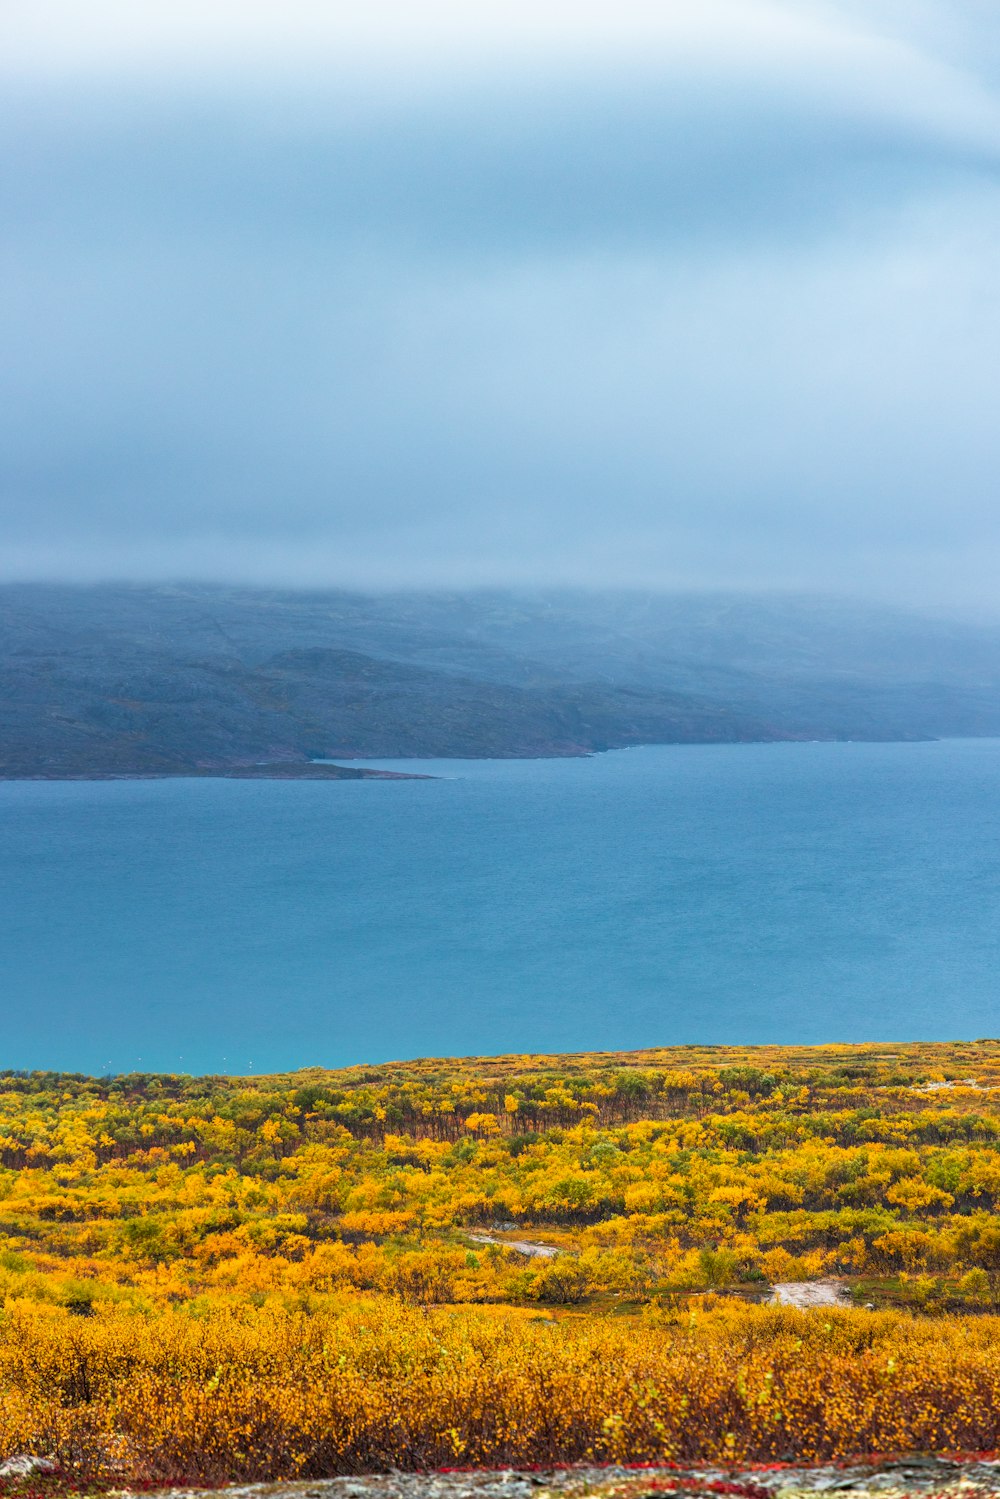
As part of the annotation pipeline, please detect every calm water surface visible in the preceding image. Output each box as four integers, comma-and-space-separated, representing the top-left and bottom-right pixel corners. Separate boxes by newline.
3, 741, 1000, 1073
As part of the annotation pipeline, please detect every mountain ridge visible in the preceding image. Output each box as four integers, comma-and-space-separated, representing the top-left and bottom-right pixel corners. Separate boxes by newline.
3, 583, 1000, 774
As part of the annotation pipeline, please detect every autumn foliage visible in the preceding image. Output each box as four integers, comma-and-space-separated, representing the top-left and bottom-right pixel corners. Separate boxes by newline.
6, 1300, 1000, 1482
4, 1041, 1000, 1478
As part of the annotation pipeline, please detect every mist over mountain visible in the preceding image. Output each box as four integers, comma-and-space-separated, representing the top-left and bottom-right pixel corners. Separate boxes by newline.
6, 4, 1000, 609
4, 583, 1000, 775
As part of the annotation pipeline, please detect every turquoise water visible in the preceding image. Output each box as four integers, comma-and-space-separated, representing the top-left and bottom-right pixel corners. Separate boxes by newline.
2, 740, 1000, 1075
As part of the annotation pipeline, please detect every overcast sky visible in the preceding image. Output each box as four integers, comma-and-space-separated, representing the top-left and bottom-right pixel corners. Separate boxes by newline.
2, 1, 1000, 607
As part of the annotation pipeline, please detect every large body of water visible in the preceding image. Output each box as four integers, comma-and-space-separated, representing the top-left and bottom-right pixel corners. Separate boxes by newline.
3, 740, 1000, 1075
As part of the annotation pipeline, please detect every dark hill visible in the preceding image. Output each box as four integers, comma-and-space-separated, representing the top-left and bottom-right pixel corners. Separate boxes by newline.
0, 609, 786, 775
2, 583, 1000, 775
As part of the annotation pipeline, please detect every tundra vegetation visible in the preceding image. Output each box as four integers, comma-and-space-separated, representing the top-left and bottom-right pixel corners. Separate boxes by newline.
6, 1041, 1000, 1482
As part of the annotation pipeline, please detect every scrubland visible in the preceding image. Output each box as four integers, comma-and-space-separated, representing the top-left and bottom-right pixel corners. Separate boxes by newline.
6, 1041, 1000, 1481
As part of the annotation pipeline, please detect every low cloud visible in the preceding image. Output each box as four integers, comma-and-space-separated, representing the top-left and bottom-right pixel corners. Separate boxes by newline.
3, 1, 1000, 607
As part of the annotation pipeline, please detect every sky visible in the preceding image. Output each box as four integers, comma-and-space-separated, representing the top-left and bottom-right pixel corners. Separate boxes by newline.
2, 1, 1000, 608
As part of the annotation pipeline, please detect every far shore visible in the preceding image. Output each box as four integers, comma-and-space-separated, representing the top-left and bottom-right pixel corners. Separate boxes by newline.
0, 762, 433, 782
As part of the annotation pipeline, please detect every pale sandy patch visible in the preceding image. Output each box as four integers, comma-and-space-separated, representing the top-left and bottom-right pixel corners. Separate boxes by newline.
768, 1277, 852, 1307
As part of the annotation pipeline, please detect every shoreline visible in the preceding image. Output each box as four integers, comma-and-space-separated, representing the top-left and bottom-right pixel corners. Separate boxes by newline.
2, 736, 963, 784
0, 763, 433, 782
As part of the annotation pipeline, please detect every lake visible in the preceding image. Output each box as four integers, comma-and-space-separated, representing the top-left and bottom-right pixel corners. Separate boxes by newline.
3, 740, 1000, 1074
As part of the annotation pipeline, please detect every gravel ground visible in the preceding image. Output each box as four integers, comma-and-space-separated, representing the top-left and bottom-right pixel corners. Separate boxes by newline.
137, 1457, 1000, 1499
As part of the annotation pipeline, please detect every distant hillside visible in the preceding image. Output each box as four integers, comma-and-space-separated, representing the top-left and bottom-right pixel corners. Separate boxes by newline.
3, 583, 1000, 774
